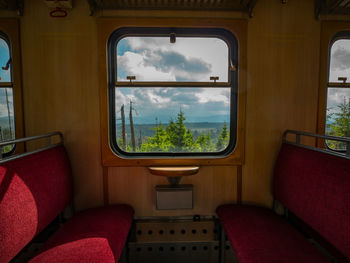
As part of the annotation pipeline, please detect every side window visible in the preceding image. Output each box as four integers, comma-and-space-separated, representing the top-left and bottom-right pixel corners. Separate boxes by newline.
108, 28, 238, 157
326, 34, 350, 150
0, 33, 15, 154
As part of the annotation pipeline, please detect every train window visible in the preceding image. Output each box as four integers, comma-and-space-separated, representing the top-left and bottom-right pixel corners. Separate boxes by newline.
326, 35, 350, 151
0, 33, 15, 154
108, 28, 238, 157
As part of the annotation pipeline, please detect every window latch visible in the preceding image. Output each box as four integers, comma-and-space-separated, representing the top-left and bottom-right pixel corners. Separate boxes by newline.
210, 76, 219, 83
127, 76, 136, 83
338, 77, 347, 84
230, 60, 237, 71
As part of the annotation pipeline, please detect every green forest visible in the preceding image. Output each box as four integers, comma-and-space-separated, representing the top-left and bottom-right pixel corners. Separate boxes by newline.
326, 98, 350, 150
0, 127, 15, 154
117, 110, 230, 153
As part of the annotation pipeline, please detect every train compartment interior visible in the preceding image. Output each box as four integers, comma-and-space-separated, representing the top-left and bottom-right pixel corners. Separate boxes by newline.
0, 0, 350, 262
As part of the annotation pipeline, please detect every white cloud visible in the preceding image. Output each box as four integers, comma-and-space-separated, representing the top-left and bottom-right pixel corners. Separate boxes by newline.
327, 88, 350, 114
195, 88, 230, 104
118, 51, 175, 81
115, 87, 230, 124
117, 37, 228, 82
330, 39, 350, 82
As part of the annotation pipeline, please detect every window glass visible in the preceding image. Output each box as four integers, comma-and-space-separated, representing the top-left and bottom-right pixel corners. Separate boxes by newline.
109, 28, 237, 157
326, 37, 350, 150
0, 37, 11, 83
117, 37, 229, 82
115, 87, 231, 153
0, 35, 15, 154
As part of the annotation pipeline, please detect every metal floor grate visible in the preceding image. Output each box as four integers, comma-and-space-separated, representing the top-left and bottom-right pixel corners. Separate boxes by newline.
125, 217, 237, 263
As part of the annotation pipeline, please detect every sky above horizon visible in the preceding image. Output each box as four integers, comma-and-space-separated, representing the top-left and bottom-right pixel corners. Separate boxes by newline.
116, 36, 231, 124
0, 38, 14, 123
328, 39, 350, 114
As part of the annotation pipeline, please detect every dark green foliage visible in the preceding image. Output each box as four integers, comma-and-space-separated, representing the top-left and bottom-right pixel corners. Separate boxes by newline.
326, 98, 350, 150
117, 110, 230, 153
0, 126, 15, 154
140, 121, 172, 152
216, 122, 229, 151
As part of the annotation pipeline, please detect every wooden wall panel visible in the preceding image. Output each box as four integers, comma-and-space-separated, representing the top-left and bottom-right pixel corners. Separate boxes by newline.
0, 0, 323, 214
19, 0, 103, 210
109, 166, 237, 217
243, 0, 320, 206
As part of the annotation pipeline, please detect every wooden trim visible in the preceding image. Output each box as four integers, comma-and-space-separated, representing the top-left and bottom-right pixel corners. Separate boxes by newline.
317, 21, 350, 148
148, 166, 199, 177
98, 17, 247, 167
236, 165, 242, 204
103, 166, 109, 205
0, 19, 25, 153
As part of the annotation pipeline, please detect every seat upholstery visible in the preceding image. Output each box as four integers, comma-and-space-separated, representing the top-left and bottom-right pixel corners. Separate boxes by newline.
0, 146, 72, 263
0, 143, 134, 263
216, 205, 329, 263
29, 204, 134, 263
274, 143, 350, 259
217, 142, 350, 262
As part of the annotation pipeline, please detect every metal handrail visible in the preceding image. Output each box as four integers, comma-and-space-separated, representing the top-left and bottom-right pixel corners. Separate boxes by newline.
0, 131, 63, 163
282, 130, 350, 159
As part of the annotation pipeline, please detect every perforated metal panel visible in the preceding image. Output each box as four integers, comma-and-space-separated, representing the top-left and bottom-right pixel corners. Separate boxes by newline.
127, 217, 238, 263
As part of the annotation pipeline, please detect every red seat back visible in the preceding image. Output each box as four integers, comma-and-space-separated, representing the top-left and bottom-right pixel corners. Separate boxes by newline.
0, 146, 73, 262
273, 143, 350, 260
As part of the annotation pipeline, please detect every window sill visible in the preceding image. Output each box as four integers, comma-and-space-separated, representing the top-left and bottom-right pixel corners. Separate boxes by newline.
148, 166, 200, 177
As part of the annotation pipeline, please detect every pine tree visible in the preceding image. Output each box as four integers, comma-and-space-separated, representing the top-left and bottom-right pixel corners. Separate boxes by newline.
216, 123, 229, 151
196, 132, 215, 152
166, 110, 194, 152
139, 119, 171, 152
327, 98, 350, 150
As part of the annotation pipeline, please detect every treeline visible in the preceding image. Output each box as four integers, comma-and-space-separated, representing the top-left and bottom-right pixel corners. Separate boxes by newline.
0, 126, 15, 154
118, 110, 229, 153
326, 98, 350, 150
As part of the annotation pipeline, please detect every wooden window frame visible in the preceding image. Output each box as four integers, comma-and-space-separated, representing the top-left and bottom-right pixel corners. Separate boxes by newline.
98, 18, 247, 167
317, 21, 350, 148
0, 19, 24, 154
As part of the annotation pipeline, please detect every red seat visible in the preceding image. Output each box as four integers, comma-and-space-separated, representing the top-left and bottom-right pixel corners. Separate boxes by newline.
0, 143, 134, 263
216, 205, 329, 263
217, 142, 350, 262
29, 204, 134, 263
0, 146, 72, 263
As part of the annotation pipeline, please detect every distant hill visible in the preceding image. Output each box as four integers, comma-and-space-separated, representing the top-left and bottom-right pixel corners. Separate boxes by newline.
131, 115, 230, 124
0, 116, 13, 129
116, 122, 230, 144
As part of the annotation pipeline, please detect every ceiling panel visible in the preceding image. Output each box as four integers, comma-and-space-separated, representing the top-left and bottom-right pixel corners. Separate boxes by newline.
87, 0, 258, 16
315, 0, 350, 18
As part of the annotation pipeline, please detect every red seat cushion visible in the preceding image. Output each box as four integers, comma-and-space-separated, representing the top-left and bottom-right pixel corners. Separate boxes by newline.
0, 146, 72, 263
274, 143, 350, 259
29, 204, 134, 263
216, 205, 329, 263
29, 238, 116, 263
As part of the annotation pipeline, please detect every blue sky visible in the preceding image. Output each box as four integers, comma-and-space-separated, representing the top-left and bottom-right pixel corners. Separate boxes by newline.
0, 38, 14, 125
115, 36, 230, 124
0, 38, 11, 82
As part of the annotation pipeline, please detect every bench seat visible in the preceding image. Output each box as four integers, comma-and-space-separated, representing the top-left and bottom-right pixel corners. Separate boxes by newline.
0, 138, 134, 263
216, 204, 329, 263
29, 204, 134, 263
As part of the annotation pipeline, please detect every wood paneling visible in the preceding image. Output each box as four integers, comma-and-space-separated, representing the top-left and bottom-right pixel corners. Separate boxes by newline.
243, 0, 320, 206
0, 0, 324, 214
109, 166, 237, 217
19, 0, 103, 210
